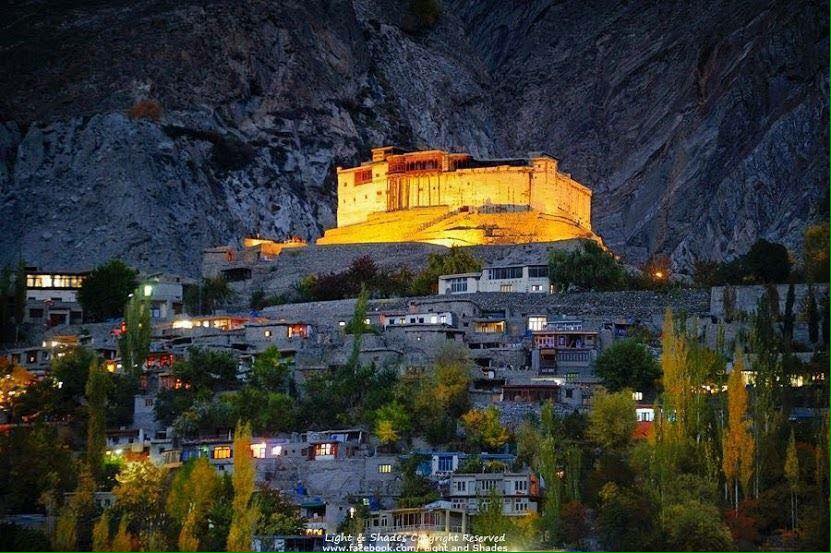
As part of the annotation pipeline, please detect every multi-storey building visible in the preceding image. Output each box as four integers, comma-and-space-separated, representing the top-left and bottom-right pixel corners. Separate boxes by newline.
443, 471, 541, 516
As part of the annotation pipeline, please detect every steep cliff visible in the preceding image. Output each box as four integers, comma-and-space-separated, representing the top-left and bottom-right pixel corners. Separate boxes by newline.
1, 0, 826, 274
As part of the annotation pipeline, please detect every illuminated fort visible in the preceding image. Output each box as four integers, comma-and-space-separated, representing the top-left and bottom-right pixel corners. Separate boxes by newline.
317, 147, 599, 247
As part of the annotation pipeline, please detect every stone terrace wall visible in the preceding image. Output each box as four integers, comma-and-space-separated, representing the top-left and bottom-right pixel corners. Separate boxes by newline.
230, 240, 585, 302
260, 289, 710, 330
710, 283, 829, 320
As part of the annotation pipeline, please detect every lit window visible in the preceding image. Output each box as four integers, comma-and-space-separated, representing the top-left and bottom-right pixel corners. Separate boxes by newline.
378, 464, 392, 473
632, 391, 643, 401
271, 445, 282, 456
213, 446, 232, 459
338, 321, 346, 327
528, 316, 547, 331
430, 316, 438, 324
314, 443, 334, 457
251, 443, 266, 459
499, 284, 513, 292
264, 330, 272, 337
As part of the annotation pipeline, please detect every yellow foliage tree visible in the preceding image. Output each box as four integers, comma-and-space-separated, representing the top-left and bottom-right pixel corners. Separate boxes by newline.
227, 421, 259, 552
374, 419, 399, 445
111, 515, 132, 552
167, 457, 220, 552
461, 406, 509, 450
661, 308, 690, 435
91, 510, 111, 552
722, 352, 754, 512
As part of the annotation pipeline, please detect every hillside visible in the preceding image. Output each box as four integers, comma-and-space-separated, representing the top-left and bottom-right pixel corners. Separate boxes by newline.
0, 0, 827, 274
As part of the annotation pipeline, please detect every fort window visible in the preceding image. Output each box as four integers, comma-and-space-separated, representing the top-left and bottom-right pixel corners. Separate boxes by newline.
378, 464, 392, 474
500, 284, 513, 292
354, 168, 372, 184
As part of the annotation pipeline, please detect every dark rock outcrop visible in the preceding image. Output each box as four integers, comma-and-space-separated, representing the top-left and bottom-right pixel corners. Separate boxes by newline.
1, 0, 826, 274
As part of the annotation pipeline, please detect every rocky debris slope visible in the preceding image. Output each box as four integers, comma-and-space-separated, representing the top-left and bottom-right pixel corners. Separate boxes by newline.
0, 0, 826, 274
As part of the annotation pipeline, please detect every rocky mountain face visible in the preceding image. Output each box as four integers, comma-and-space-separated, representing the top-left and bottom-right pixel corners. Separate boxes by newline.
1, 0, 827, 275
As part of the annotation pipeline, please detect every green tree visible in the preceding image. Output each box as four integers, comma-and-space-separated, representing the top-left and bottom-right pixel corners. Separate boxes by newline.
412, 247, 482, 296
249, 346, 291, 391
597, 482, 658, 550
595, 339, 660, 392
661, 500, 733, 550
396, 455, 439, 508
255, 485, 305, 535
587, 390, 635, 451
85, 357, 108, 481
784, 428, 800, 530
121, 285, 152, 375
51, 347, 96, 414
548, 240, 626, 292
54, 463, 96, 551
229, 387, 294, 435
803, 223, 829, 283
461, 406, 509, 450
372, 400, 411, 446
227, 421, 258, 552
184, 277, 234, 315
78, 260, 138, 322
472, 488, 514, 537
53, 504, 78, 551
782, 283, 796, 344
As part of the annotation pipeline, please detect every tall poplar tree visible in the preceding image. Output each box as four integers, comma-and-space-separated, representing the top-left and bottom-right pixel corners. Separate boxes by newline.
227, 421, 259, 552
784, 429, 800, 530
121, 285, 152, 375
722, 352, 754, 512
85, 357, 108, 480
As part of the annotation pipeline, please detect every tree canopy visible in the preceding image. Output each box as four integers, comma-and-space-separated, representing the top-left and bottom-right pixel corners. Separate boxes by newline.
77, 260, 137, 322
548, 240, 627, 292
595, 339, 660, 393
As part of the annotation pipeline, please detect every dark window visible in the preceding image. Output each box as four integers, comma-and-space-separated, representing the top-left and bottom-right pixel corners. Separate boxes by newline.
528, 265, 548, 278
29, 308, 44, 319
488, 267, 523, 280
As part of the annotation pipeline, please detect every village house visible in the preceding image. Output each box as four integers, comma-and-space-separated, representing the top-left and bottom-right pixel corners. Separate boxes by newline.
442, 470, 542, 516
415, 452, 516, 478
530, 318, 599, 382
438, 263, 552, 295
24, 268, 87, 327
364, 502, 469, 551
